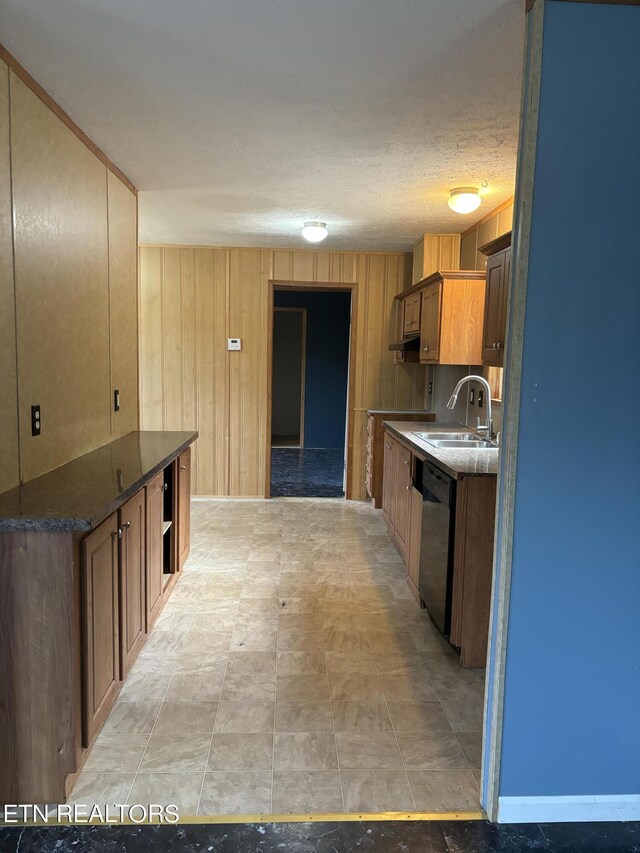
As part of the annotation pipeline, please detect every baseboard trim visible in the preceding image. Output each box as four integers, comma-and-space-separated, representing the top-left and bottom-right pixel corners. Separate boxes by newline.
498, 794, 640, 823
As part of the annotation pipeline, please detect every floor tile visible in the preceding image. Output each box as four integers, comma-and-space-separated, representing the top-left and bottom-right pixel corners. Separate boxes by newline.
332, 700, 392, 732
322, 628, 370, 652
274, 732, 338, 770
226, 651, 277, 675
328, 672, 384, 700
407, 769, 480, 811
139, 733, 211, 772
336, 732, 404, 769
379, 668, 438, 701
456, 731, 483, 769
276, 673, 330, 700
396, 732, 468, 769
275, 700, 334, 732
325, 651, 376, 673
67, 772, 135, 811
128, 771, 204, 814
341, 769, 414, 812
81, 734, 148, 773
441, 701, 484, 732
165, 671, 225, 702
221, 670, 276, 700
272, 770, 343, 813
117, 669, 173, 702
387, 701, 452, 732
214, 700, 275, 733
101, 702, 161, 736
154, 701, 218, 734
277, 651, 326, 675
198, 771, 272, 815
208, 733, 274, 770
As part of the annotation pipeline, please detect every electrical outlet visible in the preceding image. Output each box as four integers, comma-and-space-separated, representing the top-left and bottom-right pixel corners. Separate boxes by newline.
428, 381, 433, 395
31, 404, 41, 436
478, 388, 484, 409
470, 389, 475, 405
114, 389, 120, 412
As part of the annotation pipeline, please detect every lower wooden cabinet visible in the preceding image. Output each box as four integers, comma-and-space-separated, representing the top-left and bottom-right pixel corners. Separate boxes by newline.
119, 490, 147, 678
81, 515, 120, 747
145, 472, 165, 630
406, 485, 423, 605
177, 447, 191, 571
366, 411, 434, 507
382, 432, 413, 561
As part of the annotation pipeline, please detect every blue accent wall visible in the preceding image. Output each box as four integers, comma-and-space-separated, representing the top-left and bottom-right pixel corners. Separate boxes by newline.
274, 290, 351, 449
494, 1, 640, 800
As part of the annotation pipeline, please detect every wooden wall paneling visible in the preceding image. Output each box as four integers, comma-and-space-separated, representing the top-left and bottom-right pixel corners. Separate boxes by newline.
162, 248, 185, 431
498, 203, 514, 236
272, 250, 293, 282
11, 72, 111, 482
228, 249, 270, 496
292, 251, 315, 282
0, 59, 19, 493
107, 171, 138, 439
139, 247, 164, 429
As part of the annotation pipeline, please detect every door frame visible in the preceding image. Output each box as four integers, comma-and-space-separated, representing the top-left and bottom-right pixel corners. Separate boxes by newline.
265, 280, 357, 499
272, 306, 307, 449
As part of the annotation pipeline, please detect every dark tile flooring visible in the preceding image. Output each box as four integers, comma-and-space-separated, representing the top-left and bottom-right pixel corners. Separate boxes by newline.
270, 448, 345, 497
2, 820, 640, 852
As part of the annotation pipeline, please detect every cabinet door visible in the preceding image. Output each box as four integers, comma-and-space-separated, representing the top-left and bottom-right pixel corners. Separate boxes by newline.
394, 446, 412, 555
119, 490, 146, 678
482, 251, 506, 365
381, 436, 397, 534
177, 447, 191, 571
420, 283, 442, 363
145, 472, 165, 630
496, 247, 511, 365
81, 515, 120, 747
406, 485, 423, 604
403, 293, 421, 335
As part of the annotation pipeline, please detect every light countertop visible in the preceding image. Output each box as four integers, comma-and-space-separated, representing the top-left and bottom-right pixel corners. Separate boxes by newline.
383, 421, 499, 479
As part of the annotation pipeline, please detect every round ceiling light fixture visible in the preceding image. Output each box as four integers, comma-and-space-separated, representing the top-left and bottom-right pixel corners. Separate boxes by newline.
302, 221, 328, 243
447, 187, 482, 215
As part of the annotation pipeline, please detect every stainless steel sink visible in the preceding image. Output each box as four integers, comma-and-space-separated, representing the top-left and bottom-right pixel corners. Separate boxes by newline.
413, 431, 478, 441
425, 438, 495, 449
412, 431, 496, 449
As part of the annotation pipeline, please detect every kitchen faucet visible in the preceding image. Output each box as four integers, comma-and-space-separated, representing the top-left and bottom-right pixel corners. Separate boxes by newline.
447, 375, 493, 439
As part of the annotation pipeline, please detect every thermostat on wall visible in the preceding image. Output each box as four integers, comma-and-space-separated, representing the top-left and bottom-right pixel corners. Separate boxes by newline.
227, 338, 242, 351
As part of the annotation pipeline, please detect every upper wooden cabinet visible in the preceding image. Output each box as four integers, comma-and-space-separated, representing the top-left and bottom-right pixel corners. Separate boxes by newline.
403, 292, 422, 335
479, 231, 512, 366
417, 271, 486, 365
412, 234, 461, 284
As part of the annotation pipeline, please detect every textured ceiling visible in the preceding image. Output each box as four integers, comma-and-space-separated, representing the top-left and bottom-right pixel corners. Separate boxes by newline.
0, 0, 524, 250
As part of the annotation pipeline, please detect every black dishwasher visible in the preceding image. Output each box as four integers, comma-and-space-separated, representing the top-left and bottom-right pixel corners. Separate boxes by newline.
417, 461, 457, 639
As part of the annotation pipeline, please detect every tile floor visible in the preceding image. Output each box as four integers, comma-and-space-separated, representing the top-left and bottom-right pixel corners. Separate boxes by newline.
270, 449, 345, 497
69, 498, 485, 816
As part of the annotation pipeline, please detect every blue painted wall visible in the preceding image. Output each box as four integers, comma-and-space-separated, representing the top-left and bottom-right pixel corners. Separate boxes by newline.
274, 290, 351, 449
495, 1, 640, 800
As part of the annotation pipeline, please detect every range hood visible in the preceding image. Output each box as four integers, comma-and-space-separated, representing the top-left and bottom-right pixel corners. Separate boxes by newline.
389, 333, 420, 352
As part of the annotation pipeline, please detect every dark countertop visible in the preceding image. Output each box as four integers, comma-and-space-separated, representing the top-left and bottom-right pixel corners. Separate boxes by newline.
0, 431, 198, 532
383, 421, 499, 479
366, 408, 431, 415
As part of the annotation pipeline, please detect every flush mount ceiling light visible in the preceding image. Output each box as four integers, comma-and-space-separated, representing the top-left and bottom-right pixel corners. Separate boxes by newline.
302, 221, 328, 243
447, 187, 482, 215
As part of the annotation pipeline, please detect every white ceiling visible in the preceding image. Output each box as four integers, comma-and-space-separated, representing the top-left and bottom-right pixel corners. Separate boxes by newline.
0, 0, 524, 251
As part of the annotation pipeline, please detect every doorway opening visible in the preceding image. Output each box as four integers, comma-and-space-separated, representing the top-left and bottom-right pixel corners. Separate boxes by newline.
268, 286, 352, 498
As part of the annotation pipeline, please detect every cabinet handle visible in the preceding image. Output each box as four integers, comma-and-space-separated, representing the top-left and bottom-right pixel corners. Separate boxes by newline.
492, 342, 497, 350
423, 345, 429, 352
496, 341, 502, 351
123, 521, 131, 530
180, 465, 186, 471
163, 483, 169, 491
404, 460, 409, 465
406, 485, 410, 491
117, 527, 123, 539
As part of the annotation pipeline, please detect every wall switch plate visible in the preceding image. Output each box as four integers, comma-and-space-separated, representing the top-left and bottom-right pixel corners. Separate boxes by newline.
478, 389, 484, 408
470, 389, 475, 405
113, 389, 120, 412
227, 338, 242, 351
31, 404, 41, 436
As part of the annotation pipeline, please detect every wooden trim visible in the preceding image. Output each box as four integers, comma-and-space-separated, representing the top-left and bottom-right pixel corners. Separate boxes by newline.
461, 197, 515, 239
396, 269, 486, 301
140, 243, 411, 257
527, 0, 640, 9
479, 231, 513, 257
0, 42, 137, 195
272, 307, 307, 448
266, 280, 357, 500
